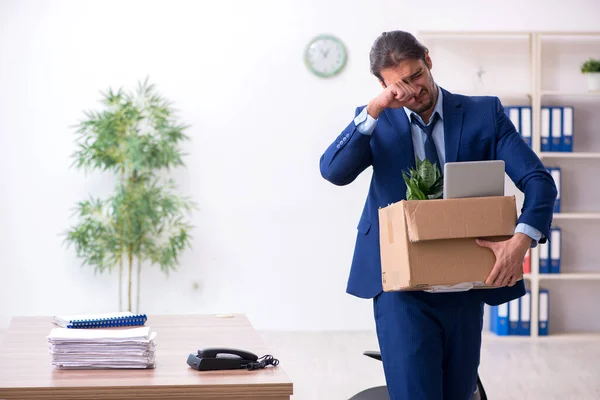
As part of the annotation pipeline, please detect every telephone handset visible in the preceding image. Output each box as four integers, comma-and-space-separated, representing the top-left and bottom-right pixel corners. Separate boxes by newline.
187, 347, 279, 371
197, 347, 258, 361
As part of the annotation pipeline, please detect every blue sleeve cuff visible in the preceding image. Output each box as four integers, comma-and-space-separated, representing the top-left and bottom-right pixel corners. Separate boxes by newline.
515, 223, 543, 248
354, 107, 378, 136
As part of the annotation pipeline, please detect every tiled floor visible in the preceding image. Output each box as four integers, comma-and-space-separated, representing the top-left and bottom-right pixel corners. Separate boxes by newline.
259, 331, 600, 400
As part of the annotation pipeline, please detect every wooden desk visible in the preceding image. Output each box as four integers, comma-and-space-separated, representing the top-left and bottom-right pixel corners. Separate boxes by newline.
0, 314, 293, 399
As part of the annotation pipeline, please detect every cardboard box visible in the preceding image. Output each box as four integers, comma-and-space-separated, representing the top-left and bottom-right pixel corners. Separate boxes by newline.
378, 195, 519, 292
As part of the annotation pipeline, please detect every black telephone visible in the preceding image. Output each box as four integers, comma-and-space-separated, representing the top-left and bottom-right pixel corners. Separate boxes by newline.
187, 348, 279, 371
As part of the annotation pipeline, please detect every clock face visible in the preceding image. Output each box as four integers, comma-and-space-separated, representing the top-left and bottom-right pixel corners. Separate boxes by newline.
304, 34, 347, 78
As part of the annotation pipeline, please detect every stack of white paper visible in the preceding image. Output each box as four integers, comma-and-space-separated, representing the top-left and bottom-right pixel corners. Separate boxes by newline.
47, 326, 157, 369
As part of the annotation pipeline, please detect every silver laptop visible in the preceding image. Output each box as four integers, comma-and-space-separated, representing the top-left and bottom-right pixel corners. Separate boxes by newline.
443, 160, 505, 199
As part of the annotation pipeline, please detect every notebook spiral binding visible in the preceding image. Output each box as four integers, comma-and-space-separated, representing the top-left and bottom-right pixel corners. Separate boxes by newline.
66, 314, 147, 329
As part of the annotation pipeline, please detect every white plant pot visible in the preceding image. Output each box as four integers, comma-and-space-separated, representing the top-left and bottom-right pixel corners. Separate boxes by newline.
586, 72, 600, 92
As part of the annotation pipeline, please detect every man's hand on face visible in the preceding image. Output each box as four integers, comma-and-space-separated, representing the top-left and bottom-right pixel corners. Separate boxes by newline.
367, 81, 417, 119
476, 233, 532, 287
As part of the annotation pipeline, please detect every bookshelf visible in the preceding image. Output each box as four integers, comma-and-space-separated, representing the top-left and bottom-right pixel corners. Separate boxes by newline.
418, 30, 600, 340
541, 91, 600, 97
538, 273, 600, 281
540, 152, 600, 159
553, 212, 600, 220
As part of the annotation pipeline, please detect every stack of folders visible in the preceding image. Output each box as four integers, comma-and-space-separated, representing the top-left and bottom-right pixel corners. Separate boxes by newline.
539, 227, 562, 274
504, 106, 532, 148
541, 106, 574, 152
490, 289, 549, 336
47, 326, 157, 369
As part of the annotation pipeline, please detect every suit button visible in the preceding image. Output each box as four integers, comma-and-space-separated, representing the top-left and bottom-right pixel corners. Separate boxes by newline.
336, 144, 340, 148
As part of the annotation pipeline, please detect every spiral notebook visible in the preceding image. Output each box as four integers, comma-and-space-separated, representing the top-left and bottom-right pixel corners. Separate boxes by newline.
53, 311, 147, 329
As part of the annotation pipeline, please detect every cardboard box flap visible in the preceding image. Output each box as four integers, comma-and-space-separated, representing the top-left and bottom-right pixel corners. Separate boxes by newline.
404, 196, 517, 242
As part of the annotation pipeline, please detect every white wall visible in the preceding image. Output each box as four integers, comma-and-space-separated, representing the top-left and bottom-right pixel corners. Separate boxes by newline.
1, 0, 599, 331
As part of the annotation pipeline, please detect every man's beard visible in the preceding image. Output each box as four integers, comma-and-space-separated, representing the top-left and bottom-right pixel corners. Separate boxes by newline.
407, 89, 435, 115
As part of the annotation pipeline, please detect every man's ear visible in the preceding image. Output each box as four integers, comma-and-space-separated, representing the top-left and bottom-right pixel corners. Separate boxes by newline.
378, 79, 387, 89
424, 51, 433, 70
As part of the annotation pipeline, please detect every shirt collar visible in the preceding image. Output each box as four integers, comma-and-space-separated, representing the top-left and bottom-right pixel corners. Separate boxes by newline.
404, 84, 443, 126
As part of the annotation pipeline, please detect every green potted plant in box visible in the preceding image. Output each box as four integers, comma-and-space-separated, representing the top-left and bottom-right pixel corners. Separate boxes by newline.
402, 158, 444, 200
581, 58, 600, 92
64, 78, 196, 313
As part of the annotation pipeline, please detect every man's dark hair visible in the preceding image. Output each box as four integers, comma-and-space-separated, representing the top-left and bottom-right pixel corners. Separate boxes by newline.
369, 31, 429, 83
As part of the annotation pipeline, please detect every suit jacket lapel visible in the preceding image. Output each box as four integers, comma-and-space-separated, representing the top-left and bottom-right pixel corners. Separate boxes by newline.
383, 108, 416, 170
442, 88, 463, 164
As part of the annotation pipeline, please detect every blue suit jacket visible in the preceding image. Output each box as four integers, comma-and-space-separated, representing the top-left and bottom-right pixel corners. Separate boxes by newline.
320, 88, 557, 306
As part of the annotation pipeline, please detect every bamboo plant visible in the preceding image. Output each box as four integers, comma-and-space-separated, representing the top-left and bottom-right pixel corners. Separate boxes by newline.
64, 78, 195, 312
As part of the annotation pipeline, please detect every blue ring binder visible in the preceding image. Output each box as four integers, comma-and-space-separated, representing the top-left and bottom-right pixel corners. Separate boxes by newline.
64, 314, 147, 329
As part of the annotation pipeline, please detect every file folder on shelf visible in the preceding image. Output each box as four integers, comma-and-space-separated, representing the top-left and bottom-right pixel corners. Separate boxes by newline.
548, 167, 561, 213
562, 106, 573, 152
541, 107, 551, 152
550, 228, 561, 274
539, 289, 549, 336
507, 107, 520, 132
490, 302, 509, 336
539, 240, 550, 274
508, 299, 520, 335
523, 248, 531, 274
519, 290, 531, 336
520, 107, 532, 147
52, 312, 147, 329
550, 107, 562, 152
505, 106, 532, 147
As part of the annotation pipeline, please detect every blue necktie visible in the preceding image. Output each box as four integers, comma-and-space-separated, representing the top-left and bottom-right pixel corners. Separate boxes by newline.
411, 112, 441, 171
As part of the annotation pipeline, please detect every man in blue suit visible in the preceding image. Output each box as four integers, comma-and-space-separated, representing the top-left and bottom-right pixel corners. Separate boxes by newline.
319, 31, 557, 399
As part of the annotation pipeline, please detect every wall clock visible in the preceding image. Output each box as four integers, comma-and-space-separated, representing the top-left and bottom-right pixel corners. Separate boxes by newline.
304, 34, 347, 78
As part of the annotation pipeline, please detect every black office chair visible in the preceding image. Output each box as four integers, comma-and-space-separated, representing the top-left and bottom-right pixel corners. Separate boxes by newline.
349, 351, 487, 400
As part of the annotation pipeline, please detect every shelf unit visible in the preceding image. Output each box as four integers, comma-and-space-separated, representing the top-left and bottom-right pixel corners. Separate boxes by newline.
483, 331, 600, 342
418, 30, 600, 340
541, 91, 600, 97
539, 273, 600, 280
540, 152, 600, 159
527, 273, 600, 280
552, 212, 600, 220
